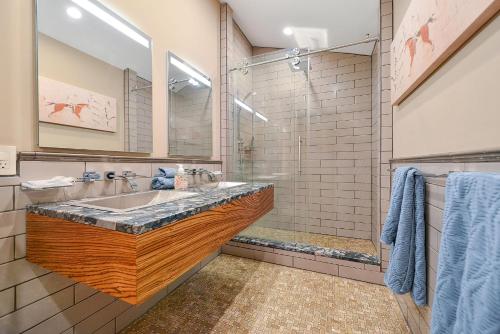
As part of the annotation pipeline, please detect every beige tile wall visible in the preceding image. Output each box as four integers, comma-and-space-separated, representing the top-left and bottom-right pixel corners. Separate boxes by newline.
379, 0, 394, 271
0, 160, 221, 333
241, 50, 373, 239
220, 4, 254, 182
169, 85, 212, 157
124, 70, 153, 153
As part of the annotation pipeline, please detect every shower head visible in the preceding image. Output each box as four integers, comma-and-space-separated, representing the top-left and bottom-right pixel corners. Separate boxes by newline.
243, 91, 257, 101
287, 56, 310, 74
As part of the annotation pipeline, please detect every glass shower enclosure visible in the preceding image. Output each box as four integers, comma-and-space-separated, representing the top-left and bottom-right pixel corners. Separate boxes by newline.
229, 48, 377, 255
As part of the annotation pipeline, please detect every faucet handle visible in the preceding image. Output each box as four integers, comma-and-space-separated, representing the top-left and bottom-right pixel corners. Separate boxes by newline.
81, 171, 101, 182
122, 170, 136, 178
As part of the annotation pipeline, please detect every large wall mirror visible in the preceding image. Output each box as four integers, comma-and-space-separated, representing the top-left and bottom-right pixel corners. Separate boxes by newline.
168, 52, 212, 158
36, 0, 153, 153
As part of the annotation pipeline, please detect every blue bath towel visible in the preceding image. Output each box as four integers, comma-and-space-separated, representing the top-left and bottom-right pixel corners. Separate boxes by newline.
152, 176, 175, 190
381, 167, 426, 306
157, 167, 177, 178
431, 172, 500, 334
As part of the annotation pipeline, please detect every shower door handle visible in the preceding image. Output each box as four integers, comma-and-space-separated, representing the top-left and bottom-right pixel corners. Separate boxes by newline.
298, 136, 302, 175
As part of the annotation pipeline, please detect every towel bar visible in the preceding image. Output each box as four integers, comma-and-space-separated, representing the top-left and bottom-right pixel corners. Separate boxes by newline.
386, 168, 459, 178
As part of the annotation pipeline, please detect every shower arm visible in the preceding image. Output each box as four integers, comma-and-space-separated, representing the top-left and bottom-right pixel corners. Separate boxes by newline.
229, 36, 380, 72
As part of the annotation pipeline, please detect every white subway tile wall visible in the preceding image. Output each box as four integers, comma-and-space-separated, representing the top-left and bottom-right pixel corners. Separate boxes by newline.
169, 85, 213, 157
0, 160, 221, 333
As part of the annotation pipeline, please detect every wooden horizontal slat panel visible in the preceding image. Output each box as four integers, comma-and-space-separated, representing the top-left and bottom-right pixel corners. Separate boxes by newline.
26, 214, 138, 303
135, 188, 274, 303
26, 187, 274, 304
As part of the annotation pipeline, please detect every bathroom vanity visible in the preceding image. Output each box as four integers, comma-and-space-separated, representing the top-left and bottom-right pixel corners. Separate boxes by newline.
26, 183, 273, 304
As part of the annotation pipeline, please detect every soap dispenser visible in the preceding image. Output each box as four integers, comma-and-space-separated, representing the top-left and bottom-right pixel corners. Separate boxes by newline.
174, 164, 188, 190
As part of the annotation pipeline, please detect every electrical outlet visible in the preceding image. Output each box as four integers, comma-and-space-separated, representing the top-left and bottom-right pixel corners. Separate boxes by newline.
0, 146, 17, 176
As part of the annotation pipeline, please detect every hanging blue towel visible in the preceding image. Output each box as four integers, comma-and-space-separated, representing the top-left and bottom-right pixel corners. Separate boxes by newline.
152, 176, 175, 190
381, 167, 426, 306
157, 167, 177, 178
431, 172, 500, 334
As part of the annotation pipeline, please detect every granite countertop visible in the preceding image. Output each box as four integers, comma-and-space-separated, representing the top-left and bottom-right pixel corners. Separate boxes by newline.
26, 183, 273, 234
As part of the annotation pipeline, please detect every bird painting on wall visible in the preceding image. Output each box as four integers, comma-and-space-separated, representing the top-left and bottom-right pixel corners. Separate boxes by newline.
39, 76, 117, 132
47, 102, 89, 120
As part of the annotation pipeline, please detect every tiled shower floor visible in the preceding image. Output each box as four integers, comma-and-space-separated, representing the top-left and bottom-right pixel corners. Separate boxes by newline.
122, 254, 409, 334
238, 225, 378, 256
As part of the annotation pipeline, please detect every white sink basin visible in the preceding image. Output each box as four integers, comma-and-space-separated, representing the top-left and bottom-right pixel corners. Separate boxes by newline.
217, 181, 247, 189
202, 181, 247, 190
73, 190, 199, 213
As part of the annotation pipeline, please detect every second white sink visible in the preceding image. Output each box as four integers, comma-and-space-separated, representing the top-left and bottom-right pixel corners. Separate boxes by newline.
73, 190, 199, 213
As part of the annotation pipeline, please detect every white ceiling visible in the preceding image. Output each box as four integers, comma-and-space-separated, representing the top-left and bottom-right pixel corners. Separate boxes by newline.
222, 0, 379, 55
37, 0, 152, 80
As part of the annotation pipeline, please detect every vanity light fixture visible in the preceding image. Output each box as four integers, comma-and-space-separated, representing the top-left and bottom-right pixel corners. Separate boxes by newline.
66, 6, 82, 19
283, 27, 293, 36
71, 0, 150, 48
170, 57, 211, 88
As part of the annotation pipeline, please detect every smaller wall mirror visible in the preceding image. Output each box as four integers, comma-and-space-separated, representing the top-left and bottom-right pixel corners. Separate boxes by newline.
168, 52, 212, 158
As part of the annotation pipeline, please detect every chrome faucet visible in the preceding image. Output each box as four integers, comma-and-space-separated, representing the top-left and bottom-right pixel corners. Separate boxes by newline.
121, 171, 139, 192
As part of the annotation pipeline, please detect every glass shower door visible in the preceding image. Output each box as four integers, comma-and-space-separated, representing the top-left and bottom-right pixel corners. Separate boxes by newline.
232, 50, 298, 240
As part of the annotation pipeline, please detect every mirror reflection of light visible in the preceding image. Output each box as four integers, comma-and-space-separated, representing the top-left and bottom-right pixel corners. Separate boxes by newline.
66, 6, 82, 19
170, 57, 211, 88
234, 98, 253, 113
71, 0, 150, 48
283, 27, 293, 36
188, 78, 199, 86
255, 112, 268, 122
234, 98, 268, 122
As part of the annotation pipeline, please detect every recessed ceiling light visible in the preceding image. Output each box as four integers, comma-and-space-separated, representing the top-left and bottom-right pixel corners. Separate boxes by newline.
283, 27, 293, 36
66, 6, 82, 19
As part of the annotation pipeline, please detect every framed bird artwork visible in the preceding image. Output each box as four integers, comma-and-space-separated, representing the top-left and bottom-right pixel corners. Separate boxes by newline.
390, 0, 500, 105
38, 76, 117, 132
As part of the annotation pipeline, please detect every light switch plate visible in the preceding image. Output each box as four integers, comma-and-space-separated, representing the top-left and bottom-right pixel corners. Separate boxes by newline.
0, 146, 17, 176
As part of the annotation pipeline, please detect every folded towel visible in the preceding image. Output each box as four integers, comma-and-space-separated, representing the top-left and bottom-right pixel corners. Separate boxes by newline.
157, 167, 176, 178
152, 176, 175, 190
21, 176, 75, 190
431, 173, 500, 334
381, 167, 426, 306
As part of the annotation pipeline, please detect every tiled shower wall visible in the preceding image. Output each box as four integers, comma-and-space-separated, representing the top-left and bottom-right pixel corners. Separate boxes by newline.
124, 69, 153, 153
0, 159, 221, 333
247, 50, 373, 239
169, 86, 213, 157
220, 4, 253, 182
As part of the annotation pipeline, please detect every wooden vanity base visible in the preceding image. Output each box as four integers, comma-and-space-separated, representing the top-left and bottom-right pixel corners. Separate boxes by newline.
27, 188, 273, 304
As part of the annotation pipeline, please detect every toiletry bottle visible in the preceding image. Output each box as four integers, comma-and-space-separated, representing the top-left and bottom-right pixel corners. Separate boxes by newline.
175, 164, 188, 190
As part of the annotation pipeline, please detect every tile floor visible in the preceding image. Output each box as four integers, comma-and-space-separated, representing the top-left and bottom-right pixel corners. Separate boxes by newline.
122, 254, 408, 334
238, 225, 378, 256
